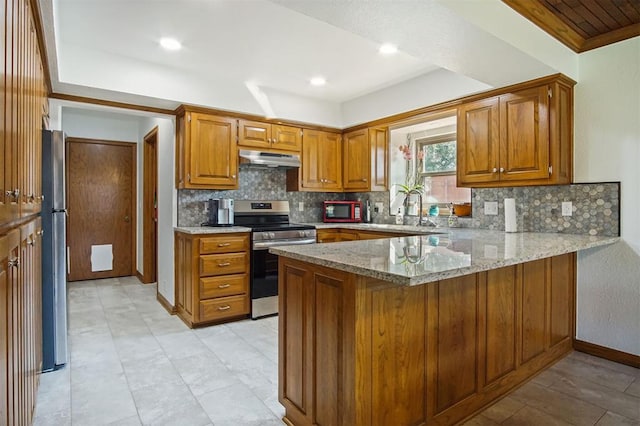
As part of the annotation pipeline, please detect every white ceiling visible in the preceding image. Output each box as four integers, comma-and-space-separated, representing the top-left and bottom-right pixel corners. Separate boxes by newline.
39, 0, 575, 127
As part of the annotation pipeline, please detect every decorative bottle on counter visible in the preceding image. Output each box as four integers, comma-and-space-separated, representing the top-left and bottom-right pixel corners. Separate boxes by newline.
395, 207, 404, 225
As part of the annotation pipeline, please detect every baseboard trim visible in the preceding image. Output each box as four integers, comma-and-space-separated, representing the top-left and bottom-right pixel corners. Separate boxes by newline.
573, 339, 640, 368
135, 271, 144, 283
157, 292, 177, 315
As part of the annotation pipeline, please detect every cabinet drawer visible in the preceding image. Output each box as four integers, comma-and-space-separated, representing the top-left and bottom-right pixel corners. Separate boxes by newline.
199, 295, 249, 322
199, 235, 249, 254
200, 274, 248, 299
200, 252, 248, 276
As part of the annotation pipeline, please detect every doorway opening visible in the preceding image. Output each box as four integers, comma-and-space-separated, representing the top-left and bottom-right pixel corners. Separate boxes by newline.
141, 127, 158, 284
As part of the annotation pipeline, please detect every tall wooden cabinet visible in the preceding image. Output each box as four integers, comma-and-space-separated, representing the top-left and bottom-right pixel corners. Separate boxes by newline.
342, 127, 389, 192
288, 129, 342, 191
175, 110, 239, 189
457, 76, 574, 187
0, 0, 48, 423
1, 0, 47, 223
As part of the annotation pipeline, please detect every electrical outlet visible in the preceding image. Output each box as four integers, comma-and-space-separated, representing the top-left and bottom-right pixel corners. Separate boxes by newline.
375, 202, 384, 213
298, 202, 304, 211
484, 201, 498, 215
562, 201, 572, 216
204, 202, 209, 212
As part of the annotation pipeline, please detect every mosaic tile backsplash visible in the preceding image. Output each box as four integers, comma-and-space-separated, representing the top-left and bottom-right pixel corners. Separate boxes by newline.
177, 167, 620, 237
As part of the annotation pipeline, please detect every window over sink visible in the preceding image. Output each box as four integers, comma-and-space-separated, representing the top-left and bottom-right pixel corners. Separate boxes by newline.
389, 113, 471, 216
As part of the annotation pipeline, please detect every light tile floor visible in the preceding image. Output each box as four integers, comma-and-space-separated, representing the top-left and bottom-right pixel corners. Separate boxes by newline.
33, 277, 639, 425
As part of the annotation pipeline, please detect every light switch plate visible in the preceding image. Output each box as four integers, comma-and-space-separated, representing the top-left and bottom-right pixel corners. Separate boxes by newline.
484, 201, 498, 215
562, 201, 572, 216
298, 202, 304, 211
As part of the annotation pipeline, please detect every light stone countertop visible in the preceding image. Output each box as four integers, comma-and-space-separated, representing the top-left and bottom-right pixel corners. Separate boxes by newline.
306, 222, 443, 234
174, 226, 251, 234
269, 228, 619, 286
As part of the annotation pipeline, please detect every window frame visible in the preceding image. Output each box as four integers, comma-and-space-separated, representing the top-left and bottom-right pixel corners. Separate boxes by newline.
416, 132, 458, 178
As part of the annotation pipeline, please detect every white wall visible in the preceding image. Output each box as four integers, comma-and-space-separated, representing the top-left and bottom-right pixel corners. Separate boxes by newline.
138, 117, 177, 305
573, 38, 640, 355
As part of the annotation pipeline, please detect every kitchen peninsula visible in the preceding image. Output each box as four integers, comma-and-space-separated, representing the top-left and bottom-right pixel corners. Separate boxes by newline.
270, 229, 618, 426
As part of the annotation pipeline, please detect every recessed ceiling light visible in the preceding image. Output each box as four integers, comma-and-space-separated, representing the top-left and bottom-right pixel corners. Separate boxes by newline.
310, 76, 326, 86
160, 37, 182, 51
379, 43, 398, 55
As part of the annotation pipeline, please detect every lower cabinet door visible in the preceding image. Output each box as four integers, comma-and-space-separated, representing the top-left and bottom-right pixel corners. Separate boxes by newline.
199, 294, 249, 322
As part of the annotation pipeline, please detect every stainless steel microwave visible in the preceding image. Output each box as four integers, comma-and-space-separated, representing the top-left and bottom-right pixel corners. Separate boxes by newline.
323, 201, 362, 223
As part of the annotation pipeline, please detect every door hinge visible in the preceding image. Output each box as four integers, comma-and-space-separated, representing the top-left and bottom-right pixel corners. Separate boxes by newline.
548, 88, 552, 98
187, 114, 191, 122
548, 165, 553, 175
300, 129, 303, 137
187, 173, 191, 183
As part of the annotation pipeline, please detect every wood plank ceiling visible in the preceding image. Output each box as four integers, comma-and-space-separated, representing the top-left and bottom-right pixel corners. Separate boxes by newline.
503, 0, 640, 52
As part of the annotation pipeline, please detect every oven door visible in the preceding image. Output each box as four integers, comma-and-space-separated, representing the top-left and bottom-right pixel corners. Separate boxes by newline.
251, 239, 316, 319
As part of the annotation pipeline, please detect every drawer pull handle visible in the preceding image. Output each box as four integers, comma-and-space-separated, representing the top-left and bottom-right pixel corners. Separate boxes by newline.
218, 262, 231, 267
218, 283, 231, 289
217, 305, 231, 311
217, 243, 231, 247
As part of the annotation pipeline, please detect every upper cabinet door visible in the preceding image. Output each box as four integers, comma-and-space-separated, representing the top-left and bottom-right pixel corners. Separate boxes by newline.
369, 127, 388, 191
238, 120, 271, 150
189, 113, 238, 188
320, 132, 343, 191
300, 129, 324, 190
499, 86, 550, 182
343, 129, 370, 191
272, 124, 301, 152
457, 97, 501, 185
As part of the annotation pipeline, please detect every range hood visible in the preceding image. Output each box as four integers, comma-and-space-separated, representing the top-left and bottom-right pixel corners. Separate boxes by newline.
239, 149, 301, 168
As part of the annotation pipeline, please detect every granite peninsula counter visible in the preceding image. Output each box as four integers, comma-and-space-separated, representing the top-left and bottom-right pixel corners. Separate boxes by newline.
269, 228, 618, 286
273, 229, 618, 426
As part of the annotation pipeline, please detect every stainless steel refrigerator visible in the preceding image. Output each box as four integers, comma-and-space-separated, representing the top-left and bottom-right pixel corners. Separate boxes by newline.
41, 129, 68, 371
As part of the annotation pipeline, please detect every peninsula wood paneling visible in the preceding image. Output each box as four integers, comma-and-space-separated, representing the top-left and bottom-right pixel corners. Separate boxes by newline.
482, 266, 519, 386
433, 274, 478, 414
550, 253, 574, 347
370, 284, 426, 426
521, 259, 547, 363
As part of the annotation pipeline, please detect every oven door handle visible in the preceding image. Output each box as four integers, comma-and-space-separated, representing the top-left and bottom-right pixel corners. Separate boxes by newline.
253, 238, 317, 250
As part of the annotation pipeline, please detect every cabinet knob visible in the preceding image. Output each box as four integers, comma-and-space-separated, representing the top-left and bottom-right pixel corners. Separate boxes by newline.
492, 168, 498, 173
231, 175, 236, 179
8, 258, 20, 268
27, 239, 35, 246
499, 167, 505, 173
362, 178, 367, 182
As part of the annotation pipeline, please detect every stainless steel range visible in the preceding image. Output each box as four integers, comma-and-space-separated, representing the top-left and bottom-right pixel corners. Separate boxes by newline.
234, 200, 316, 319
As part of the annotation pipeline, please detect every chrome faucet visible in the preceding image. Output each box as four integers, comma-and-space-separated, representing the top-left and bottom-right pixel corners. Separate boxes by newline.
409, 189, 438, 227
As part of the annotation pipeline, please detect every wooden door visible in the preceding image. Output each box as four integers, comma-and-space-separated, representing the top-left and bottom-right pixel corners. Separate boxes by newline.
342, 129, 370, 191
189, 113, 238, 188
272, 124, 301, 152
369, 127, 388, 191
0, 231, 12, 426
300, 129, 324, 190
238, 119, 271, 149
4, 228, 19, 426
66, 139, 136, 281
319, 131, 342, 190
457, 97, 500, 185
499, 86, 550, 181
142, 128, 158, 284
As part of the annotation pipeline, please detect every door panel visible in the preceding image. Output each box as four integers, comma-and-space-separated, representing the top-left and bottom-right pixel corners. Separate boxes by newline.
300, 129, 323, 189
66, 140, 135, 281
190, 114, 238, 187
499, 86, 550, 181
272, 124, 301, 152
457, 97, 500, 185
343, 129, 369, 191
238, 120, 271, 149
320, 132, 342, 190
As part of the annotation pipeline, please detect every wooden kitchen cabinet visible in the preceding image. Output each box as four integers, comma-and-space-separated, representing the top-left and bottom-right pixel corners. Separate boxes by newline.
343, 129, 370, 191
279, 253, 575, 426
457, 76, 574, 187
238, 120, 301, 152
175, 231, 250, 327
287, 129, 342, 191
175, 110, 239, 189
343, 127, 388, 192
316, 228, 406, 242
1, 0, 47, 223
